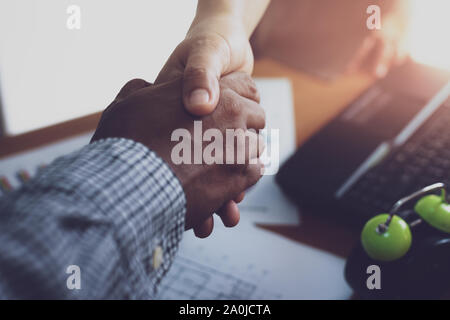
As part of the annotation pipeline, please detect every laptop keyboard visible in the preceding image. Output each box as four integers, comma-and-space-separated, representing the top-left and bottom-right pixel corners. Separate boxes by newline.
344, 100, 450, 216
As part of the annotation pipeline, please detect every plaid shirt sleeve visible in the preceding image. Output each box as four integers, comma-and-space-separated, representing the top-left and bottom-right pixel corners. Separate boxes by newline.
0, 138, 186, 299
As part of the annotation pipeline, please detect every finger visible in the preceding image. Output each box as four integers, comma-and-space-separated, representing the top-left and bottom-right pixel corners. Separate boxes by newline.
370, 38, 395, 78
230, 130, 263, 164
225, 162, 263, 212
234, 192, 245, 203
240, 159, 265, 191
193, 216, 214, 238
220, 72, 260, 103
183, 38, 229, 116
221, 88, 265, 130
217, 200, 240, 228
116, 79, 152, 101
244, 130, 266, 160
346, 36, 376, 74
367, 40, 386, 77
244, 99, 266, 130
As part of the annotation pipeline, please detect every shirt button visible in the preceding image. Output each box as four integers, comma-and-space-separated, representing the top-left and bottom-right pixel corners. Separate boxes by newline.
152, 246, 163, 270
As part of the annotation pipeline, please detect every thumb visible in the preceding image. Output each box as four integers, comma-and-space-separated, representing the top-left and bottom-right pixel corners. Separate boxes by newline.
183, 42, 229, 116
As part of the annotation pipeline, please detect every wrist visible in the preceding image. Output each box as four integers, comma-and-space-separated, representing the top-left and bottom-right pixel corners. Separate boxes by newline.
188, 14, 248, 40
184, 15, 254, 76
193, 0, 240, 26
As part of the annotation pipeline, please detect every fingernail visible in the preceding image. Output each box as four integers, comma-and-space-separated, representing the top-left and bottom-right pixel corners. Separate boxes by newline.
189, 89, 210, 107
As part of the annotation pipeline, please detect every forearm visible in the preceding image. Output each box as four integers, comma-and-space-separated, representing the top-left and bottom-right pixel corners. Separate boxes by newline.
0, 138, 185, 299
193, 0, 270, 37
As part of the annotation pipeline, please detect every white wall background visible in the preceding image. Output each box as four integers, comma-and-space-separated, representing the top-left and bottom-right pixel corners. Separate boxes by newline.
0, 0, 197, 134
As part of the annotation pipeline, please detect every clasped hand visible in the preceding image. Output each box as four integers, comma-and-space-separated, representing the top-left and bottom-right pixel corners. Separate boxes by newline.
92, 72, 265, 238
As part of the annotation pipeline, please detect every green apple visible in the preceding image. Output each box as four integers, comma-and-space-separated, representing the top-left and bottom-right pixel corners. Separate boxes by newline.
433, 204, 450, 233
415, 195, 450, 233
361, 214, 412, 261
414, 194, 442, 222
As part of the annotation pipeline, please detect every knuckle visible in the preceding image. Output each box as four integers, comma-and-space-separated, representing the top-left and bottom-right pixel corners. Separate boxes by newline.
223, 72, 260, 103
218, 76, 233, 91
223, 95, 243, 118
124, 78, 148, 89
246, 78, 260, 102
125, 78, 139, 86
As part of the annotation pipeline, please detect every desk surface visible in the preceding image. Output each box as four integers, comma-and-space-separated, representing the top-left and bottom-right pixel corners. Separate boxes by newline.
0, 58, 374, 259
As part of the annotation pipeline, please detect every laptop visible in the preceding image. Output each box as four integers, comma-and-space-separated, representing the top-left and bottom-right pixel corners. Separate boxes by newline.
276, 59, 450, 227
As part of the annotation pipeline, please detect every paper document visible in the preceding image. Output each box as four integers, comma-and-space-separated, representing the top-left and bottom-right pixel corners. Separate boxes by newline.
241, 78, 299, 225
159, 217, 352, 300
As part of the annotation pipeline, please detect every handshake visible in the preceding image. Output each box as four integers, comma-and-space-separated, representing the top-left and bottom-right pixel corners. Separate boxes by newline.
92, 72, 266, 238
92, 8, 268, 238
